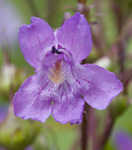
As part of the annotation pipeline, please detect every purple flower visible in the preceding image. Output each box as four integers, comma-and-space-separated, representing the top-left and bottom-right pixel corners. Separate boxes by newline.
115, 132, 132, 150
13, 13, 123, 124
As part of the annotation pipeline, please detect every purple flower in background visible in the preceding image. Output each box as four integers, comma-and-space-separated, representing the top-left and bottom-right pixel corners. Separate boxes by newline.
0, 105, 8, 123
0, 0, 21, 47
25, 146, 33, 150
115, 132, 132, 150
0, 147, 5, 150
13, 13, 123, 124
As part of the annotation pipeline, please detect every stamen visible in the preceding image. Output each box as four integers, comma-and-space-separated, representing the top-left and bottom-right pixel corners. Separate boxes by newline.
50, 100, 54, 105
51, 46, 62, 54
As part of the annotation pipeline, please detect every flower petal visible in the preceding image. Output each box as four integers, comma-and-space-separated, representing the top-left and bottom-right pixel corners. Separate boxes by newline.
19, 17, 55, 68
56, 12, 92, 63
52, 81, 84, 124
77, 64, 123, 110
52, 99, 84, 124
13, 73, 53, 122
